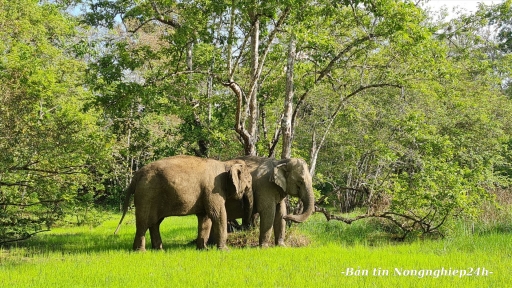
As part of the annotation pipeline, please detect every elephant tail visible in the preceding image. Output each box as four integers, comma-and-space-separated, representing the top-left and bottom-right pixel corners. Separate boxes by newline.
114, 176, 137, 235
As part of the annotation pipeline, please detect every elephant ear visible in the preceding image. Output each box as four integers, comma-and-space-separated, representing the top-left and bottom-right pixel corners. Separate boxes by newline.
229, 163, 244, 196
271, 162, 287, 192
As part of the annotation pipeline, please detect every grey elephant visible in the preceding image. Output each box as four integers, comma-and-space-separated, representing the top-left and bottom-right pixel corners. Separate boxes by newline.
207, 156, 315, 247
204, 196, 257, 245
114, 155, 253, 251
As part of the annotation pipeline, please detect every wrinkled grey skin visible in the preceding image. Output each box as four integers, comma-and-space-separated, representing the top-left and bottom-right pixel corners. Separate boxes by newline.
205, 156, 315, 247
114, 155, 253, 251
205, 196, 256, 245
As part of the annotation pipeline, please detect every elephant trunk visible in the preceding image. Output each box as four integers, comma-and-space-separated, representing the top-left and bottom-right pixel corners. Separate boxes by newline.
283, 185, 315, 223
241, 191, 254, 229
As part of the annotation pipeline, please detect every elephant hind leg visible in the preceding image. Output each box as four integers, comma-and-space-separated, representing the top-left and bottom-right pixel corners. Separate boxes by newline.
149, 218, 164, 250
133, 226, 148, 251
134, 213, 155, 251
196, 213, 212, 250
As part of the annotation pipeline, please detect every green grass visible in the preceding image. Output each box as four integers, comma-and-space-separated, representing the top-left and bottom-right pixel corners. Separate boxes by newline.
1, 213, 511, 287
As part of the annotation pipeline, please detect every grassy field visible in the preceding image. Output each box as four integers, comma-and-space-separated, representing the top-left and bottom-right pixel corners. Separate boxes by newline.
1, 212, 511, 287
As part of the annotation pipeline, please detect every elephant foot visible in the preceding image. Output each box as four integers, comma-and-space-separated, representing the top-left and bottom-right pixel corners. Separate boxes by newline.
133, 234, 146, 251
151, 242, 163, 250
196, 238, 208, 250
275, 237, 286, 247
133, 242, 146, 251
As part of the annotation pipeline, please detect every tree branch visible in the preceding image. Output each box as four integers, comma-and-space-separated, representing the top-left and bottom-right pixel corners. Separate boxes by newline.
149, 1, 181, 28
125, 18, 157, 34
315, 205, 448, 239
315, 206, 372, 224
0, 181, 32, 187
341, 83, 403, 104
0, 199, 65, 207
221, 80, 253, 154
254, 6, 291, 86
0, 229, 51, 245
292, 33, 378, 125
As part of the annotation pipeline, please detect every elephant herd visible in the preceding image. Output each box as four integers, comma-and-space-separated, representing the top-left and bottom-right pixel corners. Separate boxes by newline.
114, 155, 315, 251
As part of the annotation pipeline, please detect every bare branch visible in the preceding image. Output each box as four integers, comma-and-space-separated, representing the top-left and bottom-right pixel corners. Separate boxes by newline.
230, 32, 251, 80
0, 199, 65, 207
315, 206, 373, 224
221, 80, 253, 154
314, 205, 448, 238
292, 33, 378, 124
227, 0, 236, 78
0, 229, 51, 245
125, 18, 156, 34
254, 6, 291, 85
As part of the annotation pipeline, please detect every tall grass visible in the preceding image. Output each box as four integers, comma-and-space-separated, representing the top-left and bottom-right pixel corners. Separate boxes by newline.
1, 213, 511, 287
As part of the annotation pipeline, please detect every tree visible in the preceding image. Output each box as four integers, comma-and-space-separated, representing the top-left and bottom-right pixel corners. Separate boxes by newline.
75, 0, 512, 237
0, 0, 112, 243
313, 1, 512, 238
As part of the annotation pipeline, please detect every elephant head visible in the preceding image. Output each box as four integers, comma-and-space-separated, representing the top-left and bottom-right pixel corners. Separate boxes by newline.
224, 159, 254, 229
270, 158, 315, 223
226, 161, 252, 200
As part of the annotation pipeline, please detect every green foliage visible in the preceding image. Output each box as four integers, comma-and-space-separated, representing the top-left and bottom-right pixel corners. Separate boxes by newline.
291, 1, 512, 237
3, 0, 508, 239
0, 0, 113, 243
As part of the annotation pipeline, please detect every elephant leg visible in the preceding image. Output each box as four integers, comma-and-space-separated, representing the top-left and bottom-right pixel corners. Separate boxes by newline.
133, 220, 148, 251
210, 205, 228, 250
196, 213, 212, 250
274, 201, 286, 247
149, 218, 164, 250
258, 206, 276, 248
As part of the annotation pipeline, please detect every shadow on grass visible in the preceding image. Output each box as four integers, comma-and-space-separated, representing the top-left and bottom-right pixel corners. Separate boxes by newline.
474, 222, 512, 236
7, 211, 475, 256
1, 226, 198, 255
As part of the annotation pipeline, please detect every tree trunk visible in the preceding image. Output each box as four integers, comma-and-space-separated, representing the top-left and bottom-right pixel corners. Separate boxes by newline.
229, 4, 291, 156
309, 130, 318, 177
246, 6, 260, 156
281, 33, 296, 160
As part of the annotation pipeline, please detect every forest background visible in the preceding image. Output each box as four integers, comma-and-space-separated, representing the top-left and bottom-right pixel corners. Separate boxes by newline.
1, 0, 512, 244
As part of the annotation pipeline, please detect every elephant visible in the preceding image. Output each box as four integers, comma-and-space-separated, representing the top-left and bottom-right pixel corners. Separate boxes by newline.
114, 155, 253, 251
204, 196, 257, 246
206, 156, 315, 247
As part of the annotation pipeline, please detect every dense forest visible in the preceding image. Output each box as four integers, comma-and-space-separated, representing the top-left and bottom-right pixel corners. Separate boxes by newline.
1, 0, 512, 244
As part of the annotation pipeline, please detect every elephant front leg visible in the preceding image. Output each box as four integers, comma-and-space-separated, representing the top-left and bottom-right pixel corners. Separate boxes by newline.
210, 206, 228, 250
149, 218, 164, 250
259, 207, 276, 248
196, 213, 212, 250
274, 201, 287, 247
